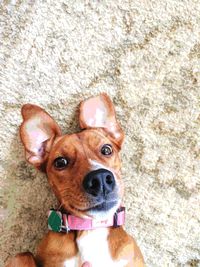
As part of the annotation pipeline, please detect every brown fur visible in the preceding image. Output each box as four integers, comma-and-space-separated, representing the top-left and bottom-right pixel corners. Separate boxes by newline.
36, 232, 79, 267
108, 227, 144, 266
5, 252, 37, 267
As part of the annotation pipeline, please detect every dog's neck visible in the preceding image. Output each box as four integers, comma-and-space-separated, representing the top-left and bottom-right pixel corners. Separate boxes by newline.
48, 207, 125, 233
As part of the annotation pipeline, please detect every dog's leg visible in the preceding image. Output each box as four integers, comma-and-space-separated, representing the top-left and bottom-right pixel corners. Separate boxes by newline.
5, 252, 38, 267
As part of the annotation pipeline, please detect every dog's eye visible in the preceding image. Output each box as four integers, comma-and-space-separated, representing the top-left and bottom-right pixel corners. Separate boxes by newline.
101, 144, 113, 156
54, 157, 68, 169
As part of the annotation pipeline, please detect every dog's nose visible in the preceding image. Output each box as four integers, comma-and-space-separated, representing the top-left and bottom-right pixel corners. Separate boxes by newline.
83, 169, 115, 197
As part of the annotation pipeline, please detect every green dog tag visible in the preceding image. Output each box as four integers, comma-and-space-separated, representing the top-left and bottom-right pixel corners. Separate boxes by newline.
48, 210, 62, 232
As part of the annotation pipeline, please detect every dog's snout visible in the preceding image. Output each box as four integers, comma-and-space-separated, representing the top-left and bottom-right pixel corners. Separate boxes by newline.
83, 169, 115, 197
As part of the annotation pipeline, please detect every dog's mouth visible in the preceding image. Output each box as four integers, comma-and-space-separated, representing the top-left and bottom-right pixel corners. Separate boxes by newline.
90, 200, 118, 212
69, 200, 118, 213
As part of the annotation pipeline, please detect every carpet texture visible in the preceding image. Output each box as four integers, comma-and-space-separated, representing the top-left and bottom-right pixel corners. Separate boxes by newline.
0, 1, 200, 266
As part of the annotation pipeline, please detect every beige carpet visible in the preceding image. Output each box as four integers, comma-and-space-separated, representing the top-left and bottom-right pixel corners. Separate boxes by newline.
0, 0, 200, 266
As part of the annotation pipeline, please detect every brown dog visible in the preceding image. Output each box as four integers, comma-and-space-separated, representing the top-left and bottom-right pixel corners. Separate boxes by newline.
6, 93, 144, 267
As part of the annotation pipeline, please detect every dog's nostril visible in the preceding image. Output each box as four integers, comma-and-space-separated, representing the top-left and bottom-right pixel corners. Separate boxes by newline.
90, 178, 99, 189
106, 175, 113, 185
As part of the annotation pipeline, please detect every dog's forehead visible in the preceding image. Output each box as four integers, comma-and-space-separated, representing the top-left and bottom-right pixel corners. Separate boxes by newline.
78, 129, 111, 146
53, 129, 111, 153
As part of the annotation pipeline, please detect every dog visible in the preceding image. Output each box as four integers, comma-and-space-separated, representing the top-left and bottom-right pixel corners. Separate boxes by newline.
6, 93, 145, 267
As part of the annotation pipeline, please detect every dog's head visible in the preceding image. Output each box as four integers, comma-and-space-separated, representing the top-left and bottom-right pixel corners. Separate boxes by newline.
20, 94, 124, 219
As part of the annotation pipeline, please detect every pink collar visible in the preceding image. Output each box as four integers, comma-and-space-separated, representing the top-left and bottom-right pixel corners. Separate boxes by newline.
48, 207, 125, 232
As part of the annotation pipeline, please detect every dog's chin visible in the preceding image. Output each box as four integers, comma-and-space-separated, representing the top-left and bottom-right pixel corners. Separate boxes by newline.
86, 200, 121, 220
65, 200, 121, 220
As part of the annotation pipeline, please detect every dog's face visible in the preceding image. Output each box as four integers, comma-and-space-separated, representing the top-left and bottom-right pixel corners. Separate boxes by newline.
46, 129, 123, 218
20, 94, 124, 219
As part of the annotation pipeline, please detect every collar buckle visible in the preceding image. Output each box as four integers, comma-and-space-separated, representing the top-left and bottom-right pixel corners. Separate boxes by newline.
113, 206, 126, 228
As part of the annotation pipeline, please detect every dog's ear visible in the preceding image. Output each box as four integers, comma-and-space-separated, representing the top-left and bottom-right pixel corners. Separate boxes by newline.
79, 93, 124, 148
20, 104, 61, 171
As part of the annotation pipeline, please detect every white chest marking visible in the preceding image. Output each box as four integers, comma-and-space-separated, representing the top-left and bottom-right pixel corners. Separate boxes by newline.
64, 256, 79, 267
76, 228, 127, 267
